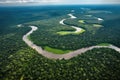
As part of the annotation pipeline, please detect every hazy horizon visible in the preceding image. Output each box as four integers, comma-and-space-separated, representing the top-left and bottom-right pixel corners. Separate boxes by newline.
0, 0, 120, 6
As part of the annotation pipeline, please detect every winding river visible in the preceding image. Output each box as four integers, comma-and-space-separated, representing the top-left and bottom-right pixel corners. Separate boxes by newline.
59, 14, 83, 33
22, 14, 120, 59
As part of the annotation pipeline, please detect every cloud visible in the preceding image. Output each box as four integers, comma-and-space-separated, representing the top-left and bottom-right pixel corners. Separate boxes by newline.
0, 0, 119, 4
0, 0, 61, 3
40, 0, 60, 2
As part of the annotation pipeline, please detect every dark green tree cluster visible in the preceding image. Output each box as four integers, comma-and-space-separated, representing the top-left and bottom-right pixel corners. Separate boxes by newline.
1, 48, 120, 80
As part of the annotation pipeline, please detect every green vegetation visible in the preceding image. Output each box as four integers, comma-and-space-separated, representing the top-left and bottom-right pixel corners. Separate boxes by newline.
56, 28, 85, 35
57, 31, 74, 35
74, 29, 86, 34
44, 46, 72, 54
97, 43, 111, 46
0, 6, 120, 80
93, 24, 103, 27
78, 20, 85, 23
1, 47, 120, 80
27, 35, 31, 40
64, 18, 102, 33
28, 11, 120, 50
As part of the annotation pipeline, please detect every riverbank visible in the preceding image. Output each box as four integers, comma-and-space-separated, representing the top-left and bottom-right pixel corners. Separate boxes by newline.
22, 13, 120, 59
23, 25, 120, 59
58, 14, 85, 35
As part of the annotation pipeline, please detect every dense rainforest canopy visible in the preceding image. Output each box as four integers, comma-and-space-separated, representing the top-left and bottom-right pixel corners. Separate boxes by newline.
0, 5, 120, 80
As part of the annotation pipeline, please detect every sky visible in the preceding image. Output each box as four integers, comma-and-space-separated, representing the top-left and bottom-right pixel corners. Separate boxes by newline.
0, 0, 120, 5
